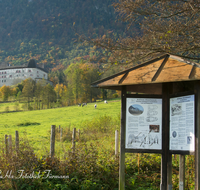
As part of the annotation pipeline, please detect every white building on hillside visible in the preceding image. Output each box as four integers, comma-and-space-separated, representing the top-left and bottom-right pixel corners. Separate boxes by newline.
0, 59, 51, 86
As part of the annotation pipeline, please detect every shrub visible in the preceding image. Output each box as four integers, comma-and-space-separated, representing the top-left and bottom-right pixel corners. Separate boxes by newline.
28, 105, 33, 111
14, 102, 20, 111
5, 106, 9, 112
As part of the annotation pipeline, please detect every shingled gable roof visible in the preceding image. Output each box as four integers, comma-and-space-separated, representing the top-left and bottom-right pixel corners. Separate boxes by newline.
91, 54, 200, 94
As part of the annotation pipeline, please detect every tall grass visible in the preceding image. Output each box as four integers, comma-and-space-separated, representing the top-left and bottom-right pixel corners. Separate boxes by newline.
0, 114, 163, 190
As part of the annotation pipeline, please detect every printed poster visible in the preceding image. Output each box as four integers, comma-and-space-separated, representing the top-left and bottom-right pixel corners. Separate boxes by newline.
170, 95, 195, 151
126, 98, 162, 149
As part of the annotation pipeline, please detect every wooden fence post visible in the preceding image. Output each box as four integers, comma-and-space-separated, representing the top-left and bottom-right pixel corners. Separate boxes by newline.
50, 125, 56, 158
59, 125, 60, 133
15, 131, 19, 155
72, 128, 76, 153
5, 134, 8, 156
68, 126, 70, 133
78, 129, 80, 140
8, 135, 12, 155
60, 128, 63, 141
115, 130, 119, 157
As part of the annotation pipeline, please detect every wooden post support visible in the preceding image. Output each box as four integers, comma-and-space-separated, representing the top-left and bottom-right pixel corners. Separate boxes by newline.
15, 131, 19, 154
72, 128, 76, 153
119, 86, 126, 190
5, 134, 8, 156
8, 135, 12, 155
161, 83, 170, 190
168, 154, 172, 190
50, 125, 56, 158
195, 81, 200, 190
138, 153, 140, 174
179, 155, 185, 190
59, 125, 60, 133
115, 130, 119, 157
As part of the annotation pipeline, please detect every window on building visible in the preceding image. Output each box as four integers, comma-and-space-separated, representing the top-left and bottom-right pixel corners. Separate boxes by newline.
30, 74, 33, 76
4, 80, 6, 82
9, 75, 12, 78
2, 80, 3, 82
28, 70, 31, 72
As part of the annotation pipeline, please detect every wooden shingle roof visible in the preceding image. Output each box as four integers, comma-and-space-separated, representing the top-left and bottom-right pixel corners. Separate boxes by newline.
91, 54, 200, 94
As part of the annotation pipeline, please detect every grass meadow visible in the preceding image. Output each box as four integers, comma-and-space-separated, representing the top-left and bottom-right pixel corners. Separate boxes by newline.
0, 99, 121, 156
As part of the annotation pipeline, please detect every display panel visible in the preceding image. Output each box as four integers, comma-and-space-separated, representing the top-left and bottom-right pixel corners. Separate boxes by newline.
126, 97, 162, 150
170, 94, 195, 152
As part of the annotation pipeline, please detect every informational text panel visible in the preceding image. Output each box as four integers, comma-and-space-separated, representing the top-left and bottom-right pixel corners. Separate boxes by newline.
170, 95, 195, 151
126, 98, 162, 149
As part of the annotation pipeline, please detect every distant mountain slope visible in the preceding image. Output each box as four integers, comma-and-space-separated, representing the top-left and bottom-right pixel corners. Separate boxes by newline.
0, 0, 126, 70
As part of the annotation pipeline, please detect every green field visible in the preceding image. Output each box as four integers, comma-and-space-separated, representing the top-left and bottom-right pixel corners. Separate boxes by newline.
0, 99, 121, 155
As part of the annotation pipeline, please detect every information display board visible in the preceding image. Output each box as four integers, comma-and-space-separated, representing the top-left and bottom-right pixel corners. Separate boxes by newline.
126, 97, 162, 150
170, 94, 195, 152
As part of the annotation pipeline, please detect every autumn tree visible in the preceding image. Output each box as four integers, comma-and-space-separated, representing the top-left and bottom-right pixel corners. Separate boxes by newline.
65, 63, 83, 104
84, 0, 200, 65
43, 84, 56, 109
22, 78, 36, 108
11, 87, 18, 98
0, 85, 11, 101
65, 61, 101, 104
54, 83, 68, 105
34, 79, 47, 109
79, 62, 101, 102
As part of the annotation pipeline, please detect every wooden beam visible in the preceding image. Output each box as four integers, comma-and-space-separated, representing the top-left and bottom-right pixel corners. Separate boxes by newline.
152, 55, 169, 82
126, 83, 162, 94
189, 65, 197, 79
119, 72, 129, 84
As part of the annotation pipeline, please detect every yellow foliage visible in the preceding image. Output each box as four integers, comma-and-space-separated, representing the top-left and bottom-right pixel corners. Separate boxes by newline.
20, 42, 25, 46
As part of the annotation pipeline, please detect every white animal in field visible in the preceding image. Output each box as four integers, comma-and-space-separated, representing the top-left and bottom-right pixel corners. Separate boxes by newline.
82, 103, 87, 107
94, 104, 97, 109
104, 100, 108, 104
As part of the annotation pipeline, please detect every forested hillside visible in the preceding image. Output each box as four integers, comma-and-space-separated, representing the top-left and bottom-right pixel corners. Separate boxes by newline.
0, 0, 126, 70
